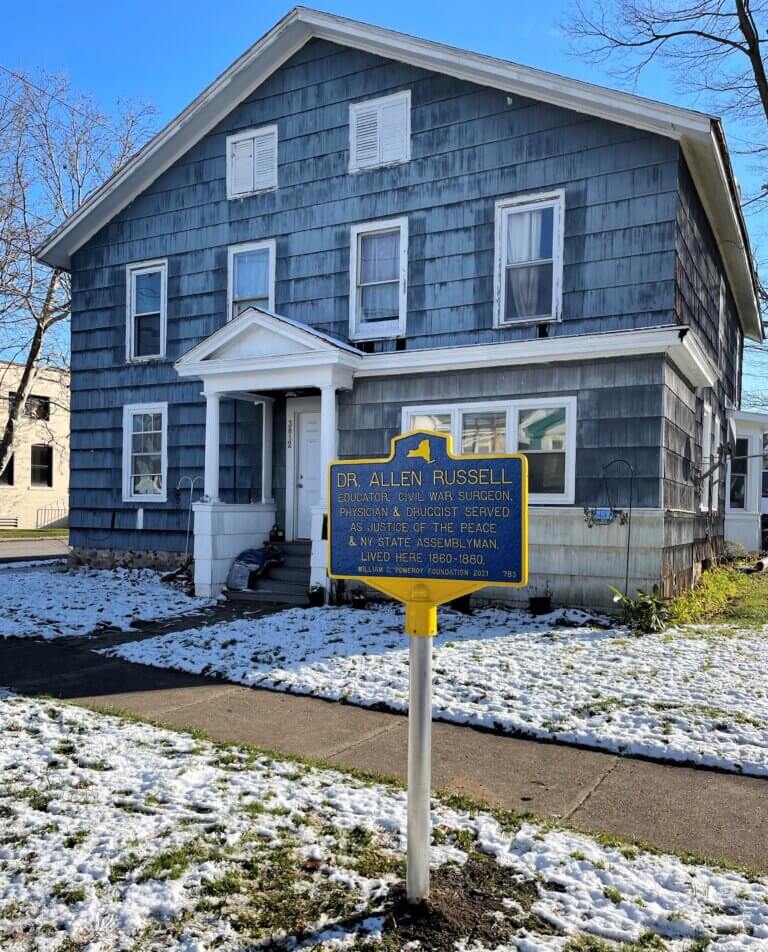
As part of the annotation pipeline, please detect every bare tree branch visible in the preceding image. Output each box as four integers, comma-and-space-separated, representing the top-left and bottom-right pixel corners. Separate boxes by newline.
564, 0, 768, 407
0, 69, 156, 480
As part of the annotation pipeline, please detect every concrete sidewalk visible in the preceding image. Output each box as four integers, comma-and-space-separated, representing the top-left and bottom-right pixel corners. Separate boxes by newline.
0, 537, 69, 563
2, 635, 767, 872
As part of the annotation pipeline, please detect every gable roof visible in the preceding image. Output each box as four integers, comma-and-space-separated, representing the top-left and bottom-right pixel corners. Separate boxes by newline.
175, 305, 362, 371
34, 6, 761, 340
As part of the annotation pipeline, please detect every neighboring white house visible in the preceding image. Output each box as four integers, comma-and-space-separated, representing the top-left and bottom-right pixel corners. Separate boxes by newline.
725, 409, 768, 554
0, 363, 70, 531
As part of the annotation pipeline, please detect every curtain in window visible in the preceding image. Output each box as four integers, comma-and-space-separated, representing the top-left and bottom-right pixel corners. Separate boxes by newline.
131, 413, 163, 495
359, 230, 399, 323
505, 206, 554, 320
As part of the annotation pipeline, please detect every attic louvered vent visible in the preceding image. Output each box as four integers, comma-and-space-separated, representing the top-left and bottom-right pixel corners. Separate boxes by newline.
226, 125, 278, 198
349, 91, 411, 172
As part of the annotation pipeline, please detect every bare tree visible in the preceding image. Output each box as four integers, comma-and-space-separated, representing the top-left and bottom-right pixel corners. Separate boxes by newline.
565, 1, 768, 405
0, 68, 156, 480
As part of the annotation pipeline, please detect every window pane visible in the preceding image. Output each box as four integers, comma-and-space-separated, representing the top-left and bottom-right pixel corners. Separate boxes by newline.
132, 432, 162, 454
135, 313, 161, 357
30, 445, 53, 488
134, 271, 161, 315
518, 407, 566, 451
234, 249, 270, 302
730, 474, 746, 509
732, 438, 749, 475
27, 395, 50, 420
234, 297, 270, 316
762, 471, 768, 499
461, 411, 506, 454
527, 453, 565, 494
506, 206, 554, 265
505, 263, 553, 321
359, 231, 399, 284
410, 413, 451, 435
133, 473, 162, 495
360, 282, 398, 323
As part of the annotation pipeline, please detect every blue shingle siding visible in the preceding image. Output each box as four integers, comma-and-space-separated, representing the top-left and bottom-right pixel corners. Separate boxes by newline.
67, 38, 734, 554
337, 356, 665, 510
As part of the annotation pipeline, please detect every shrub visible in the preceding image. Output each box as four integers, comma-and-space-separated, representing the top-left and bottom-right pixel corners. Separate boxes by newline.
669, 566, 751, 625
609, 586, 670, 634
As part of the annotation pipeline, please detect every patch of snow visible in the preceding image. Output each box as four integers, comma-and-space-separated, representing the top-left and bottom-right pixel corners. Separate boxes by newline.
0, 565, 213, 639
1, 692, 767, 950
104, 604, 768, 776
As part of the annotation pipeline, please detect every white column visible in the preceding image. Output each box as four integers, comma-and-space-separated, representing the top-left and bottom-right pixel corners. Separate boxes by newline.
204, 393, 221, 502
319, 384, 337, 501
260, 397, 274, 505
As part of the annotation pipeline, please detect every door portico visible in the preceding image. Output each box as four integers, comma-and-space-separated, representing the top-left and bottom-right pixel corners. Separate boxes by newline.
174, 306, 360, 595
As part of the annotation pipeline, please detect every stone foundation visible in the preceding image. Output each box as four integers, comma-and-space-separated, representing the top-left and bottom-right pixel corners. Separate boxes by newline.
69, 546, 185, 572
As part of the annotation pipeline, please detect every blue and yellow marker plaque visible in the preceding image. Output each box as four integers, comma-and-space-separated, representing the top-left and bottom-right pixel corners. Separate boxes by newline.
328, 430, 528, 634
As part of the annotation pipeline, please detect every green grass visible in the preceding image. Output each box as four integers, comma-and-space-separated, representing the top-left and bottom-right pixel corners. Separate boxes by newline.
28, 693, 768, 883
717, 570, 768, 628
0, 528, 68, 539
669, 566, 753, 626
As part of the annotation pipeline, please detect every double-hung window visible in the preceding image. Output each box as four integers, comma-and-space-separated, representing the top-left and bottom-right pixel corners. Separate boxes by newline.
349, 91, 410, 172
226, 125, 278, 198
127, 260, 167, 361
349, 218, 408, 340
402, 397, 576, 504
729, 437, 750, 510
122, 403, 168, 503
30, 445, 53, 488
494, 191, 564, 326
701, 404, 713, 510
227, 240, 276, 319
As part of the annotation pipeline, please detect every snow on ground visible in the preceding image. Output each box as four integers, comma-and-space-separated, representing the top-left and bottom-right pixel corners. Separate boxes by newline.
0, 564, 213, 639
105, 604, 768, 777
2, 691, 767, 951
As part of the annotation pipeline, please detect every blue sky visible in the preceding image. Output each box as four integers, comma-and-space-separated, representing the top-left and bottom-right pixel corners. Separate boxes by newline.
3, 0, 765, 384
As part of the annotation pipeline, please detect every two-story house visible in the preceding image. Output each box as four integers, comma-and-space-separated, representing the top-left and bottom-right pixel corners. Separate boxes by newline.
35, 8, 762, 607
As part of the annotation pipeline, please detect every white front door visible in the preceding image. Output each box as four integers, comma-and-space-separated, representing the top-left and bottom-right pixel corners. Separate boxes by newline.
295, 410, 321, 539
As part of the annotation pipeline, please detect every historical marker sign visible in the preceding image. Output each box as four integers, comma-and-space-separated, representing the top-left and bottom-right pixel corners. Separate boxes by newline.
329, 430, 528, 590
327, 430, 528, 905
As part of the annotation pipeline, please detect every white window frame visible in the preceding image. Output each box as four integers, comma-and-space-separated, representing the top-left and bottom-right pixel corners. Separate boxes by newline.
701, 403, 713, 511
712, 413, 721, 511
493, 190, 565, 328
401, 396, 577, 505
226, 124, 278, 199
126, 259, 167, 362
349, 90, 411, 173
227, 239, 276, 320
122, 402, 168, 504
349, 217, 408, 341
726, 434, 752, 513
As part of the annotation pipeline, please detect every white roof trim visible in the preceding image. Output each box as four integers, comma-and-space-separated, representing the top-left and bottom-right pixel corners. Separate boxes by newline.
176, 322, 716, 390
35, 6, 761, 339
175, 305, 363, 370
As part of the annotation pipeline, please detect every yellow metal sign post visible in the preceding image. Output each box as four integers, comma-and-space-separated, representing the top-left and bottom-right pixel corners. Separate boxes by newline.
328, 431, 528, 903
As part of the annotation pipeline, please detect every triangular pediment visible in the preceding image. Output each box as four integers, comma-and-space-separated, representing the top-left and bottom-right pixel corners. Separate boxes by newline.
175, 307, 361, 368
